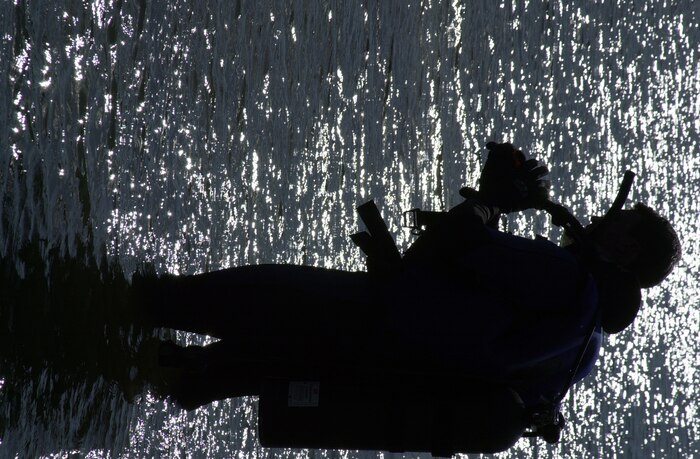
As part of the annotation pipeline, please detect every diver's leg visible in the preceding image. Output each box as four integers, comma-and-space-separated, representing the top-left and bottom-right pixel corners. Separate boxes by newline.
155, 340, 264, 410
135, 264, 371, 338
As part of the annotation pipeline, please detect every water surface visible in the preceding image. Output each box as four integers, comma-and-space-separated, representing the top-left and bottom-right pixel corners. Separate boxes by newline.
1, 0, 698, 457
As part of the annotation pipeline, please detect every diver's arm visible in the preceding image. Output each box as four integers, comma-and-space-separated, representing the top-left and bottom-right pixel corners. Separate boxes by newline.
474, 142, 550, 214
403, 142, 549, 265
448, 196, 501, 229
402, 197, 499, 266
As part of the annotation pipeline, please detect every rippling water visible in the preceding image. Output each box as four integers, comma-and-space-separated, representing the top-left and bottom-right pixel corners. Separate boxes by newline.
1, 0, 698, 458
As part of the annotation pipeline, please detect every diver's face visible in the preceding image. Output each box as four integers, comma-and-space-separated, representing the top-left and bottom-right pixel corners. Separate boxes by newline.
586, 210, 642, 266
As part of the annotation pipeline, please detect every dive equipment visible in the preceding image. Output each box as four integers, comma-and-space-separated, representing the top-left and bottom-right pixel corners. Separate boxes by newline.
259, 171, 638, 456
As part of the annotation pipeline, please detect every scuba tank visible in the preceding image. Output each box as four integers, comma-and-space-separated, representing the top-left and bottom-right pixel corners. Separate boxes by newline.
259, 375, 528, 456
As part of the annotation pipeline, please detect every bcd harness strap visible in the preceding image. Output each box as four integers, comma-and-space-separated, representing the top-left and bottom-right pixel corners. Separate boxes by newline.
350, 200, 402, 276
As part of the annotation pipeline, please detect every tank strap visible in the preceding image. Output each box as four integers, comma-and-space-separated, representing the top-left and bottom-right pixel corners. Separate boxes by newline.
350, 200, 402, 275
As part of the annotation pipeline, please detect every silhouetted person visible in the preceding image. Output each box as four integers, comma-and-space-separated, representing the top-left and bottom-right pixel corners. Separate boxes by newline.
133, 142, 681, 448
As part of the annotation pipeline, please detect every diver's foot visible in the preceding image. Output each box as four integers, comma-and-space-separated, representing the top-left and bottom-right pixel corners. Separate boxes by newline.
134, 338, 185, 400
157, 340, 185, 367
113, 335, 154, 403
136, 339, 213, 411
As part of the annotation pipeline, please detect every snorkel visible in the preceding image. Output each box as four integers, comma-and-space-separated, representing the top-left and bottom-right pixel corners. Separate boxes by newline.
547, 170, 636, 250
608, 171, 636, 215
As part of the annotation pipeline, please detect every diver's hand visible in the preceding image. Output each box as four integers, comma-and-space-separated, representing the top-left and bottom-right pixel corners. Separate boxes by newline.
516, 156, 551, 210
475, 141, 550, 213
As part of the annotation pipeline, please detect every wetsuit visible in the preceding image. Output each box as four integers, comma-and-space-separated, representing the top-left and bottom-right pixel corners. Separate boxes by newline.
137, 199, 601, 411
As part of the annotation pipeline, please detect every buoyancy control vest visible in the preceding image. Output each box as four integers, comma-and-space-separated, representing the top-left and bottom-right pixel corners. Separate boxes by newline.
382, 217, 602, 405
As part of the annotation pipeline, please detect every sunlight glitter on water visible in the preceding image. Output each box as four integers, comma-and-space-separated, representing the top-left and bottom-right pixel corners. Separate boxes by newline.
0, 0, 698, 457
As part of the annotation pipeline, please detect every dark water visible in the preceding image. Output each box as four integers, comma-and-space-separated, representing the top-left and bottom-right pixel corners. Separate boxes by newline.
1, 0, 698, 457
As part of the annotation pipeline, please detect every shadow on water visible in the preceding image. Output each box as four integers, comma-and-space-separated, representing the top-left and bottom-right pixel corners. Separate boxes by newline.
0, 239, 155, 456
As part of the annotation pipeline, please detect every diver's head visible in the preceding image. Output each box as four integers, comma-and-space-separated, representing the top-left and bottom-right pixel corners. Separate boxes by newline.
587, 203, 681, 288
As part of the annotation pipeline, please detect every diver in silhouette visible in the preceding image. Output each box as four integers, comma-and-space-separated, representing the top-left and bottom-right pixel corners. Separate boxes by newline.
133, 142, 681, 454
